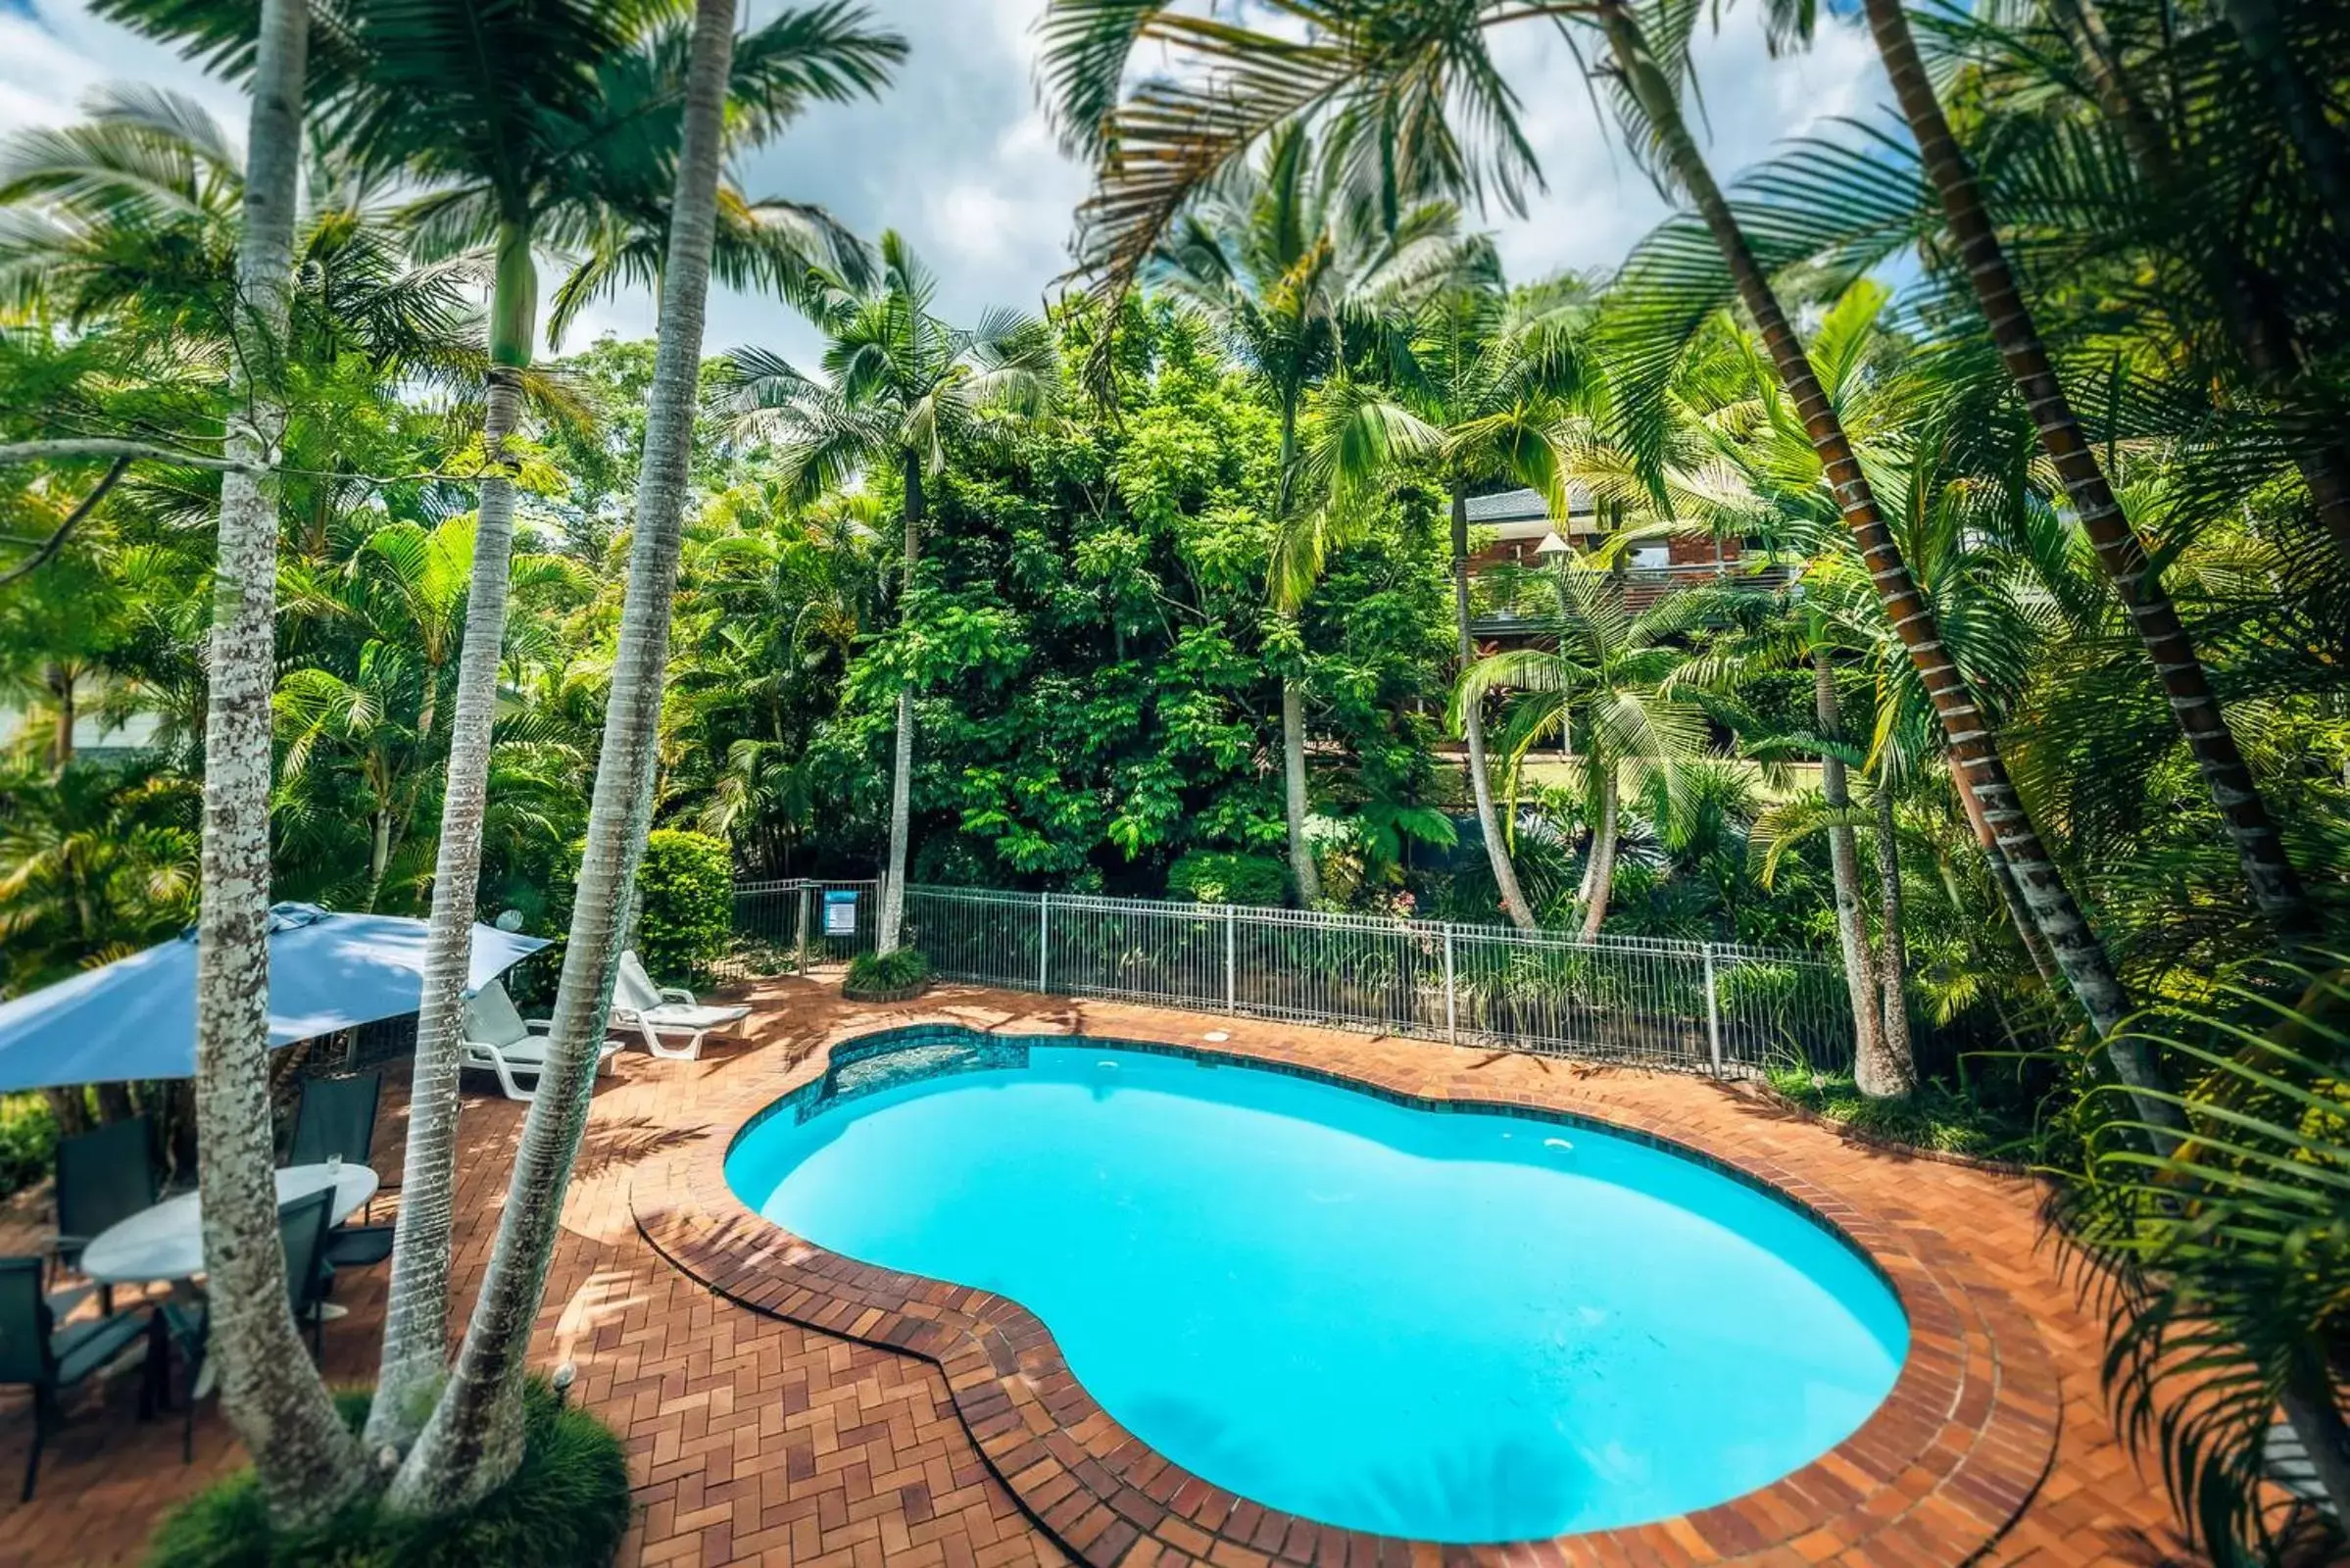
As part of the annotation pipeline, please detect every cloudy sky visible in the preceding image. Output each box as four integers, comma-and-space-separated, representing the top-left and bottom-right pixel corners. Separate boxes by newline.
0, 0, 1889, 367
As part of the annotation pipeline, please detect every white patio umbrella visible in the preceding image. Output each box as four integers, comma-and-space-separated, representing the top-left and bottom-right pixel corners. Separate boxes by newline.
0, 903, 549, 1091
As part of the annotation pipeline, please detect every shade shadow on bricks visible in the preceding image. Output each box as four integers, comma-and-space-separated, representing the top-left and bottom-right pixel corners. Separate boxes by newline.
0, 975, 2195, 1567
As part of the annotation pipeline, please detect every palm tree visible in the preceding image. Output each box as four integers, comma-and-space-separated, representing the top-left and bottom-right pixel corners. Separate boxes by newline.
311, 1, 904, 1448
1458, 563, 1711, 938
1299, 264, 1584, 929
726, 233, 1056, 953
1150, 122, 1469, 904
1808, 0, 2317, 940
272, 515, 581, 909
0, 760, 196, 993
387, 0, 745, 1514
181, 0, 371, 1524
2216, 0, 2350, 247
1042, 0, 2220, 1133
1579, 0, 2177, 1116
2053, 956, 2350, 1553
2038, 0, 2350, 564
671, 488, 885, 871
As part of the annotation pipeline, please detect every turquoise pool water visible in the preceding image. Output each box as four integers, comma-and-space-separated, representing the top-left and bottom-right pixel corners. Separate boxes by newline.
725, 1037, 1906, 1543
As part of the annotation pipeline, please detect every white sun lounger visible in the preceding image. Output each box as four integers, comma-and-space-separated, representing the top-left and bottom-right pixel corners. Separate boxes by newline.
460, 981, 621, 1102
609, 950, 751, 1061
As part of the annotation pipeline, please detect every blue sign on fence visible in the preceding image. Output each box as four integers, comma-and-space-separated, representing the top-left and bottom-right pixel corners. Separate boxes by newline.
823, 890, 859, 936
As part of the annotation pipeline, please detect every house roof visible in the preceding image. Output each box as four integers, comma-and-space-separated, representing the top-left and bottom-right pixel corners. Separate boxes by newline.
1464, 484, 1596, 536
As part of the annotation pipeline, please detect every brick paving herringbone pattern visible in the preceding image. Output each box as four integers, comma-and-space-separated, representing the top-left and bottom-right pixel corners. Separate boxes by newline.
0, 975, 2195, 1566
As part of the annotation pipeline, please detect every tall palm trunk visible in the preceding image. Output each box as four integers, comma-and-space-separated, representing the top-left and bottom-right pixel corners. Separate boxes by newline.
1450, 484, 1535, 929
875, 450, 921, 955
1949, 744, 2061, 988
1594, 0, 2180, 1137
388, 0, 738, 1512
2218, 0, 2350, 248
45, 663, 73, 772
1273, 398, 1320, 904
2050, 0, 2350, 561
365, 803, 391, 912
367, 223, 535, 1456
1862, 0, 2317, 939
1813, 650, 1890, 1091
1578, 768, 1618, 940
42, 1087, 88, 1137
189, 0, 367, 1522
1871, 780, 1918, 1096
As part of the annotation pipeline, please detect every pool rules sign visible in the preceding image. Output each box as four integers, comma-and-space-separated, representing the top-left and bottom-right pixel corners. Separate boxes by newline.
823, 890, 858, 937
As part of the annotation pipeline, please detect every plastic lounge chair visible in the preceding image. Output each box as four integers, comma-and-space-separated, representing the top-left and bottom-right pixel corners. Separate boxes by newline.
287, 1070, 381, 1217
0, 1255, 151, 1499
461, 981, 621, 1102
53, 1117, 157, 1315
610, 950, 750, 1061
160, 1188, 334, 1464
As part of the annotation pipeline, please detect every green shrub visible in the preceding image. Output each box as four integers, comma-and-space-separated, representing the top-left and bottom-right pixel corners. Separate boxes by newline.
0, 1093, 59, 1199
1765, 1063, 2018, 1158
1166, 851, 1288, 906
146, 1379, 629, 1568
844, 947, 931, 997
634, 829, 734, 982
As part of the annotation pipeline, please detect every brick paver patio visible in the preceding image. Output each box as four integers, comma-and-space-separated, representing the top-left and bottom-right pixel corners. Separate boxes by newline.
0, 976, 2196, 1566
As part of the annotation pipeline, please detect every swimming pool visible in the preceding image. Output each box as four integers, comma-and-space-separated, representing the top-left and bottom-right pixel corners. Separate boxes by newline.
724, 1034, 1907, 1544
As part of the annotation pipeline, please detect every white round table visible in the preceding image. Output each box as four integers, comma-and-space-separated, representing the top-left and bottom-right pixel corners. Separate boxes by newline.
80, 1163, 380, 1286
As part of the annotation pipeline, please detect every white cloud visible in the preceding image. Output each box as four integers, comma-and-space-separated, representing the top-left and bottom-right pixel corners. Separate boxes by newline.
5, 0, 1892, 362
0, 4, 246, 138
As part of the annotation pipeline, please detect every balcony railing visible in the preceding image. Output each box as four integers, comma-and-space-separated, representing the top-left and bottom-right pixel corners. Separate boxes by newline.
1468, 559, 1793, 630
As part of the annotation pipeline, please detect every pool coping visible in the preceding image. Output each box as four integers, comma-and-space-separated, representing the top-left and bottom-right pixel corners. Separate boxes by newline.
631, 1007, 2063, 1568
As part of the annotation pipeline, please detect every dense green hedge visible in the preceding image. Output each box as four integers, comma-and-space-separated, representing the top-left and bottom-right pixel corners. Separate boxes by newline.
1166, 850, 1289, 906
146, 1379, 629, 1567
633, 829, 734, 982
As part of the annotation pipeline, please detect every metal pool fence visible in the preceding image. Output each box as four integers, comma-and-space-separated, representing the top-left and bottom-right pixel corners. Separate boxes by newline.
711, 877, 882, 982
723, 879, 1854, 1077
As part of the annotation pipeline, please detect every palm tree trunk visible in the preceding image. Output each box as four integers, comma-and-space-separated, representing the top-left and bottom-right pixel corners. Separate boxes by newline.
189, 0, 367, 1523
45, 663, 73, 772
365, 237, 535, 1457
92, 1081, 135, 1126
2279, 1375, 2350, 1526
1451, 484, 1535, 930
1949, 745, 2061, 989
388, 0, 738, 1512
42, 1088, 88, 1137
1593, 0, 2180, 1139
875, 451, 921, 955
1863, 0, 2317, 939
365, 807, 391, 912
1578, 769, 1618, 940
1813, 650, 1889, 1089
2217, 0, 2350, 249
1271, 395, 1320, 906
1870, 781, 1918, 1097
2050, 0, 2350, 561
1280, 678, 1320, 902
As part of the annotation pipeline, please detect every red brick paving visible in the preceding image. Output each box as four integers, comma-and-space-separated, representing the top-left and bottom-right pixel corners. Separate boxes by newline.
0, 977, 2195, 1566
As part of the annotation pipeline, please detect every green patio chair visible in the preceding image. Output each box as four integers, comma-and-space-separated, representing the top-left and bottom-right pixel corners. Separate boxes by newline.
159, 1187, 334, 1464
0, 1255, 151, 1500
287, 1070, 382, 1218
53, 1117, 156, 1315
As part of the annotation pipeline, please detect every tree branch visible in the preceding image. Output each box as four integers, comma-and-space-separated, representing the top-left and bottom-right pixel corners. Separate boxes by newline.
0, 455, 131, 588
0, 438, 260, 473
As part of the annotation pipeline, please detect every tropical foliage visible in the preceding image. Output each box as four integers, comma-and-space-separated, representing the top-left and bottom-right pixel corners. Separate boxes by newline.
0, 0, 2345, 1554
